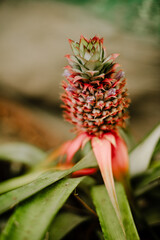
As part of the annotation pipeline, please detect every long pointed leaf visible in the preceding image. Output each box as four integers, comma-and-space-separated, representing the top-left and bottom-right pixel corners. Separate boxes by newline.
91, 184, 139, 240
49, 212, 88, 240
134, 166, 160, 196
0, 170, 46, 194
91, 137, 122, 227
115, 183, 140, 240
130, 124, 160, 176
0, 170, 67, 214
91, 185, 126, 240
0, 151, 97, 214
0, 143, 46, 166
0, 177, 84, 240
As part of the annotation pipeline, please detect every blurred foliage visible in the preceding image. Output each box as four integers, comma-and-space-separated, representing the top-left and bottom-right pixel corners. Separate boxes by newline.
0, 124, 159, 239
2, 0, 159, 38
54, 0, 159, 37
58, 0, 160, 37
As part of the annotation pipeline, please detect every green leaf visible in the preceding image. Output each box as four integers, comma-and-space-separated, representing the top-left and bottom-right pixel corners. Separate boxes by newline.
0, 143, 47, 167
49, 212, 88, 240
71, 42, 80, 55
96, 231, 105, 240
115, 183, 139, 240
91, 185, 126, 240
133, 166, 160, 196
91, 184, 139, 240
0, 177, 84, 240
0, 170, 46, 194
71, 150, 97, 171
0, 151, 97, 214
0, 170, 66, 214
129, 124, 160, 176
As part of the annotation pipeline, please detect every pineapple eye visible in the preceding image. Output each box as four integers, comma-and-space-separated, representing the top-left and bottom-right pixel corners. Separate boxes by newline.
108, 88, 116, 97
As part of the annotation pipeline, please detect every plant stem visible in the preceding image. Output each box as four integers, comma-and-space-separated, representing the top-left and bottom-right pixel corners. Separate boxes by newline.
74, 193, 97, 217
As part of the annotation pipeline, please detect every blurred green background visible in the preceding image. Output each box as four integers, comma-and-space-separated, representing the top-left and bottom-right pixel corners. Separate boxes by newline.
0, 0, 159, 149
58, 0, 160, 36
4, 0, 160, 37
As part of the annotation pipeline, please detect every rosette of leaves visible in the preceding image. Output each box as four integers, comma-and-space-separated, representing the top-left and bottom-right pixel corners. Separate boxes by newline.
0, 124, 159, 240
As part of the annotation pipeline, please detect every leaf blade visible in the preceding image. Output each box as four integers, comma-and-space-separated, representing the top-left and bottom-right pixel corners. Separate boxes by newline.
0, 170, 46, 194
0, 177, 84, 240
91, 184, 140, 240
91, 185, 126, 240
115, 183, 140, 240
129, 124, 160, 176
91, 137, 122, 227
49, 212, 88, 240
133, 166, 160, 196
0, 143, 47, 166
0, 151, 97, 214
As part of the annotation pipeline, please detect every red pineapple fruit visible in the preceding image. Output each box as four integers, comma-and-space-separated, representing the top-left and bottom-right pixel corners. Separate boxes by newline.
61, 35, 130, 137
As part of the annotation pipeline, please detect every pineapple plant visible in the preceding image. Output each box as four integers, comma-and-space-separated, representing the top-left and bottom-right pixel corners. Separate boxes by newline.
60, 36, 131, 222
0, 35, 159, 240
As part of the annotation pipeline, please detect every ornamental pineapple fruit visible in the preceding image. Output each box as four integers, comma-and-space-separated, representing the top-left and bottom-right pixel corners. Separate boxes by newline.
61, 36, 130, 137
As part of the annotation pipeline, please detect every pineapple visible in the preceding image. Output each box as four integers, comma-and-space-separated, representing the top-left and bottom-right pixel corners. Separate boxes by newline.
61, 35, 130, 137
60, 36, 130, 223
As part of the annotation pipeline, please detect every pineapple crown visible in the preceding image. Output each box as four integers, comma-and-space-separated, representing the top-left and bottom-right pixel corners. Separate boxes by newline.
62, 35, 130, 137
64, 35, 120, 82
69, 35, 105, 62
